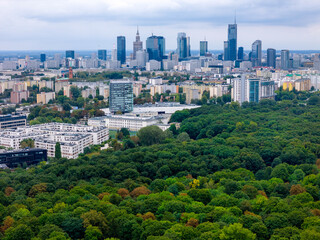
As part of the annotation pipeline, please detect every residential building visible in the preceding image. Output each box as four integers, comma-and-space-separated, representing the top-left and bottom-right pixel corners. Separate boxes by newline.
0, 123, 108, 159
37, 92, 56, 104
10, 91, 29, 104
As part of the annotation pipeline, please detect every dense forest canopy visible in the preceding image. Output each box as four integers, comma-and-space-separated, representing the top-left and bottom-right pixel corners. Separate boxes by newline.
1, 95, 320, 239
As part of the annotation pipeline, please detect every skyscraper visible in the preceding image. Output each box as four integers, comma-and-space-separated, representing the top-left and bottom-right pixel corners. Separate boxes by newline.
177, 33, 190, 59
40, 53, 46, 62
224, 41, 230, 61
109, 80, 133, 113
267, 48, 276, 68
228, 22, 237, 61
117, 36, 126, 65
281, 50, 290, 70
66, 50, 75, 59
238, 47, 244, 60
146, 35, 165, 61
251, 40, 262, 67
133, 27, 143, 59
200, 41, 208, 56
98, 50, 107, 61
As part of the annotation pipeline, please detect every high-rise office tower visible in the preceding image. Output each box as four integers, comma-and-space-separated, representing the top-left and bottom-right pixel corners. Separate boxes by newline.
133, 27, 143, 59
117, 36, 126, 65
98, 50, 107, 61
109, 80, 133, 113
177, 32, 190, 59
40, 53, 46, 62
200, 40, 208, 56
228, 22, 237, 61
267, 48, 276, 68
248, 79, 261, 103
238, 47, 244, 60
224, 41, 230, 61
251, 40, 262, 67
146, 35, 165, 61
281, 50, 290, 70
66, 50, 75, 59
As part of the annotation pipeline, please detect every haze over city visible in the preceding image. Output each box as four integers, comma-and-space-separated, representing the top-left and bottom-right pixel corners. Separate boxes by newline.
1, 0, 320, 50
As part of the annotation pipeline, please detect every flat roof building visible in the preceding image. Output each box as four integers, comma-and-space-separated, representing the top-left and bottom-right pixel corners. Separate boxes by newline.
0, 148, 47, 168
109, 80, 133, 113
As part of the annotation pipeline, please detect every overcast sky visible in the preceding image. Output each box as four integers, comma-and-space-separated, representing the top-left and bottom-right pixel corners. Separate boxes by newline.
1, 0, 320, 51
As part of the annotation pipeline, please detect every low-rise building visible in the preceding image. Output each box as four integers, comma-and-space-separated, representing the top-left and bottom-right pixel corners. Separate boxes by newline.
0, 123, 108, 159
89, 115, 162, 132
0, 114, 27, 129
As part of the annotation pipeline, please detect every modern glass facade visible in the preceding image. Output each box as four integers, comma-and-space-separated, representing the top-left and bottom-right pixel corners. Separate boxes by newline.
0, 148, 47, 168
109, 81, 133, 113
40, 53, 46, 62
200, 41, 208, 56
117, 36, 126, 64
98, 50, 107, 60
228, 24, 237, 61
267, 48, 276, 68
238, 47, 244, 60
251, 40, 262, 67
248, 79, 260, 103
66, 50, 75, 59
146, 35, 165, 61
281, 50, 290, 70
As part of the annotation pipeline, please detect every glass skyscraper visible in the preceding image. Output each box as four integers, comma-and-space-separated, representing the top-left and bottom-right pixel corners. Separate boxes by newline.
281, 50, 290, 70
251, 40, 262, 67
200, 41, 208, 56
146, 35, 165, 61
98, 50, 107, 61
40, 53, 46, 62
109, 80, 133, 113
117, 36, 126, 64
228, 23, 237, 61
177, 32, 190, 59
267, 48, 276, 68
66, 50, 75, 59
238, 47, 244, 60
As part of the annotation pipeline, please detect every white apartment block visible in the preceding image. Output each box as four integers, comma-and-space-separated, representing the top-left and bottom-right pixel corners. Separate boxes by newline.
0, 123, 108, 159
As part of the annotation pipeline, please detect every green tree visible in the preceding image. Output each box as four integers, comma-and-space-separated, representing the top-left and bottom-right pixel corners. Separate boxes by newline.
137, 125, 165, 146
55, 142, 62, 159
219, 223, 256, 240
20, 138, 35, 148
4, 224, 33, 240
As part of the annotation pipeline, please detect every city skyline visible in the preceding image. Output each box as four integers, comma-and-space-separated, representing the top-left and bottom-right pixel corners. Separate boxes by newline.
1, 0, 320, 51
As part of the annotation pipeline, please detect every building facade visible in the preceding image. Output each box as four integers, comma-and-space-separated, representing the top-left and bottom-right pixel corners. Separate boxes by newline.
109, 80, 133, 113
117, 36, 126, 64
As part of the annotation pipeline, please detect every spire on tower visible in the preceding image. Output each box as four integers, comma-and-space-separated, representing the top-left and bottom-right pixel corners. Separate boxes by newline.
234, 9, 237, 24
137, 26, 139, 35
